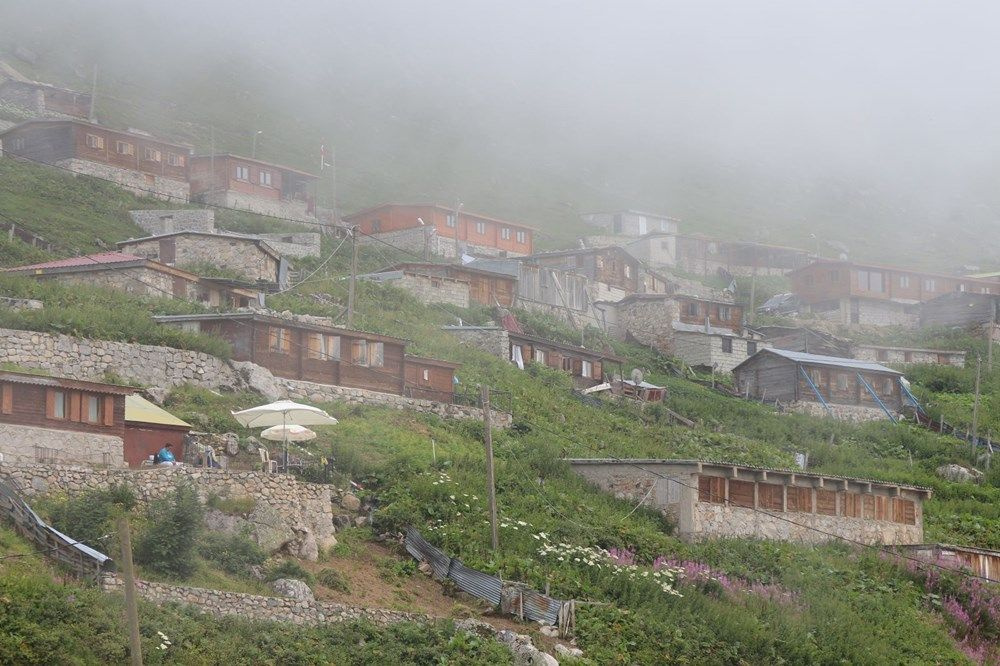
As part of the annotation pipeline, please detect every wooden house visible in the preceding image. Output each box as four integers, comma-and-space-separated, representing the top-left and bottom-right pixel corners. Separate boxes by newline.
0, 119, 190, 201
123, 394, 191, 468
579, 210, 679, 237
790, 260, 1000, 327
0, 80, 92, 120
526, 246, 641, 293
733, 348, 905, 419
1, 252, 262, 308
920, 292, 1000, 330
154, 313, 457, 402
343, 203, 535, 257
188, 154, 317, 222
384, 262, 516, 307
0, 370, 132, 466
672, 235, 814, 277
404, 356, 460, 402
852, 345, 966, 367
757, 326, 853, 358
567, 458, 930, 545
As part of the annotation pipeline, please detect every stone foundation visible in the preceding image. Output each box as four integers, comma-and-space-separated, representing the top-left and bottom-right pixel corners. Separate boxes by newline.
2, 462, 334, 560
56, 158, 189, 203
199, 190, 315, 223
277, 378, 512, 428
128, 209, 216, 235
0, 423, 124, 467
444, 326, 510, 359
788, 400, 896, 423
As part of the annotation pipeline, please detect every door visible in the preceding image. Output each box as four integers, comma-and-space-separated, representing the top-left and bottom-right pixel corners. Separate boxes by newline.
159, 238, 176, 264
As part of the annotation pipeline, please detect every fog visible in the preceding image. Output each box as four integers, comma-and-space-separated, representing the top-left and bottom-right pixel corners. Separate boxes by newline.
3, 0, 1000, 266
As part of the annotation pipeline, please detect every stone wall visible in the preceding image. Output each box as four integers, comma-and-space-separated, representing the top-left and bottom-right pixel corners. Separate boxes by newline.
853, 299, 919, 328
444, 326, 511, 359
121, 234, 278, 283
356, 226, 525, 260
128, 209, 216, 235
0, 328, 241, 390
200, 190, 314, 223
0, 423, 124, 467
278, 378, 512, 428
612, 298, 679, 345
788, 400, 896, 423
853, 346, 966, 367
395, 272, 470, 308
255, 232, 322, 258
2, 462, 334, 560
56, 158, 189, 203
673, 331, 764, 374
0, 296, 42, 310
99, 576, 425, 626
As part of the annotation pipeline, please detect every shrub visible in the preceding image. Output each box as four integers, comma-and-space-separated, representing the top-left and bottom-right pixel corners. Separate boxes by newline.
264, 559, 314, 585
317, 567, 351, 593
197, 532, 266, 577
205, 494, 256, 516
134, 483, 203, 578
45, 484, 135, 551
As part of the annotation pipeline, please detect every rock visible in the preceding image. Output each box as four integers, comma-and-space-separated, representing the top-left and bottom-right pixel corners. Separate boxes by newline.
248, 565, 265, 581
554, 643, 584, 658
271, 578, 314, 601
244, 436, 260, 453
298, 530, 319, 562
203, 508, 243, 533
144, 387, 169, 404
341, 493, 361, 512
354, 516, 368, 528
223, 432, 240, 457
935, 464, 983, 484
250, 504, 296, 554
539, 626, 559, 638
231, 360, 283, 401
418, 561, 432, 576
333, 514, 353, 530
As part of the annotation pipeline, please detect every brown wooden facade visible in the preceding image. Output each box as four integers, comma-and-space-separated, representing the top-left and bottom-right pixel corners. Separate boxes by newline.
0, 80, 92, 120
527, 246, 641, 293
389, 262, 516, 306
0, 371, 130, 439
404, 355, 459, 402
676, 296, 744, 332
509, 332, 623, 389
188, 154, 317, 208
0, 119, 190, 181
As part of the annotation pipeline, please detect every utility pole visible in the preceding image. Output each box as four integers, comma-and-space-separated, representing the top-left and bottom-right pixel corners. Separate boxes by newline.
347, 226, 358, 328
989, 310, 996, 373
972, 355, 982, 459
209, 127, 215, 194
117, 515, 143, 666
88, 65, 98, 123
252, 130, 263, 159
452, 201, 464, 262
481, 384, 499, 550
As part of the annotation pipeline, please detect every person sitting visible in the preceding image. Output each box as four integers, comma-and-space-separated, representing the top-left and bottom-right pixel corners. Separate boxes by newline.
154, 443, 179, 466
199, 445, 222, 469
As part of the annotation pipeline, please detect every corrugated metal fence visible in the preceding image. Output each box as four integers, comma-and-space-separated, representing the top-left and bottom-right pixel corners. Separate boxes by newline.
404, 526, 563, 625
0, 475, 113, 578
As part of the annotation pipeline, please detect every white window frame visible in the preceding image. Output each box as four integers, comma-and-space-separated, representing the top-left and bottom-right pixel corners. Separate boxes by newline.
85, 395, 100, 424
581, 360, 593, 378
86, 134, 104, 150
166, 152, 185, 167
235, 165, 250, 181
899, 275, 910, 288
534, 348, 547, 364
501, 227, 512, 240
52, 390, 66, 419
475, 221, 486, 234
516, 230, 527, 244
143, 147, 161, 162
923, 278, 936, 292
446, 214, 456, 228
719, 306, 732, 321
259, 170, 272, 186
115, 141, 135, 156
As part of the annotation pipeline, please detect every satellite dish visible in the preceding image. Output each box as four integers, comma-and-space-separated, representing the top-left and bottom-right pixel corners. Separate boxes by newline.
630, 368, 644, 385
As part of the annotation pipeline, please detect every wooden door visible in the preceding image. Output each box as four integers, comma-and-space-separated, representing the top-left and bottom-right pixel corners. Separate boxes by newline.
159, 238, 176, 264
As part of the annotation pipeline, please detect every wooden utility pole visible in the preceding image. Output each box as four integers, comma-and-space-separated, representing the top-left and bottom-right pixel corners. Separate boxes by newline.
481, 384, 499, 550
989, 314, 996, 373
88, 65, 98, 123
117, 515, 143, 666
972, 355, 983, 458
452, 201, 463, 262
347, 226, 358, 328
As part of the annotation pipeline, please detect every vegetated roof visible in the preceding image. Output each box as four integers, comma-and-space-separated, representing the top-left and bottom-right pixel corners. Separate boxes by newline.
125, 394, 191, 428
153, 312, 409, 345
0, 251, 143, 272
0, 369, 134, 395
563, 458, 932, 494
739, 348, 902, 375
507, 330, 626, 363
385, 262, 517, 280
117, 231, 282, 261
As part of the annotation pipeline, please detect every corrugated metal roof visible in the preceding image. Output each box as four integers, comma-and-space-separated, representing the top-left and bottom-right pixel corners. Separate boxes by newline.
2, 252, 143, 272
125, 394, 191, 428
758, 348, 902, 375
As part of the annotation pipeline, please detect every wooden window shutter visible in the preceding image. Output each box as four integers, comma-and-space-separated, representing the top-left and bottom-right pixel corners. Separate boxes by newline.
572, 358, 583, 376
874, 495, 889, 521
758, 483, 783, 511
892, 498, 916, 525
69, 392, 81, 422
698, 476, 725, 504
862, 495, 875, 520
0, 383, 11, 414
843, 493, 862, 518
729, 480, 755, 508
593, 361, 602, 379
816, 489, 837, 515
45, 388, 55, 418
269, 326, 279, 351
103, 396, 115, 426
307, 333, 321, 359
786, 486, 811, 512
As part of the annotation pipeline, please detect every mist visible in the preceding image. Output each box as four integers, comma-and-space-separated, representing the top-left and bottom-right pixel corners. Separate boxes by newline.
3, 0, 1000, 267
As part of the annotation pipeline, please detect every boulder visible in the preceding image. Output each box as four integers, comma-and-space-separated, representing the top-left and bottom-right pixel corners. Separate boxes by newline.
936, 464, 983, 484
222, 432, 240, 457
554, 643, 584, 658
332, 514, 353, 530
250, 504, 296, 554
231, 360, 283, 401
144, 387, 169, 405
341, 493, 361, 512
271, 578, 314, 601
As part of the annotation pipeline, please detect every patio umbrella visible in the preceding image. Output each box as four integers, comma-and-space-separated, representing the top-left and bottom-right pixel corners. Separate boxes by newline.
260, 424, 318, 442
232, 400, 337, 470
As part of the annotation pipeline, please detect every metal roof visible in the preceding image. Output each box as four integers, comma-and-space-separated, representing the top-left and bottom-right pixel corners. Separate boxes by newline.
744, 348, 902, 375
125, 394, 191, 428
1, 252, 143, 272
0, 369, 135, 395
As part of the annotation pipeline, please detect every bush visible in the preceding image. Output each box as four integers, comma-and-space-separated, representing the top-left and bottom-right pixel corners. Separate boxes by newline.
264, 559, 314, 585
197, 532, 266, 577
317, 567, 351, 593
135, 483, 203, 578
45, 484, 135, 552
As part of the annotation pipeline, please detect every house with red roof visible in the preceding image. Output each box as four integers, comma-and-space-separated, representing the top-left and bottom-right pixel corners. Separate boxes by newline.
1, 252, 261, 308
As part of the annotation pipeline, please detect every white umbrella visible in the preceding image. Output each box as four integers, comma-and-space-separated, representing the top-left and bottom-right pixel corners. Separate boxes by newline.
260, 424, 317, 442
232, 400, 337, 470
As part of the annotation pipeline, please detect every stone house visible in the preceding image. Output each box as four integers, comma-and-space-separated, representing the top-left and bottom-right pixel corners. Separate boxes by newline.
443, 325, 623, 390
579, 210, 679, 237
117, 231, 286, 286
380, 262, 517, 307
0, 80, 92, 120
1, 252, 262, 308
188, 154, 317, 222
567, 458, 929, 545
852, 345, 966, 367
358, 269, 471, 309
155, 312, 458, 402
790, 260, 1000, 327
733, 348, 906, 421
0, 119, 191, 201
342, 203, 534, 257
0, 370, 132, 466
128, 209, 217, 236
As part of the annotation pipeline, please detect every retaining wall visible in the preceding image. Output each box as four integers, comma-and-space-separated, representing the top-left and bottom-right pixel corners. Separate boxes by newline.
56, 158, 189, 203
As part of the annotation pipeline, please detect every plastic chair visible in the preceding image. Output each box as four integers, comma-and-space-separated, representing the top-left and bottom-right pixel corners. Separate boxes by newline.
259, 448, 277, 474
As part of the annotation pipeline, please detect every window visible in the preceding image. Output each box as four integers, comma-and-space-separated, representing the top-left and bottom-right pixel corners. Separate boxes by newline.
235, 165, 250, 181
898, 275, 910, 288
958, 283, 967, 292
718, 306, 732, 321
804, 275, 814, 286
501, 227, 512, 240
746, 341, 757, 356
516, 230, 527, 244
0, 383, 11, 415
352, 339, 369, 366
372, 219, 382, 233
904, 351, 913, 363
698, 476, 725, 504
422, 368, 430, 382
115, 141, 135, 156
166, 152, 185, 167
475, 221, 486, 234
686, 302, 700, 317
143, 147, 161, 162
728, 480, 754, 508
923, 278, 936, 292
48, 390, 67, 420
876, 349, 888, 361
857, 270, 884, 292
368, 342, 384, 367
446, 214, 456, 228
581, 360, 593, 378
307, 333, 340, 360
893, 498, 916, 525
268, 327, 291, 354
86, 134, 104, 149
624, 265, 632, 278
809, 368, 821, 385
534, 348, 547, 364
829, 270, 839, 282
85, 395, 101, 424
816, 489, 837, 516
721, 337, 733, 353
562, 357, 574, 372
843, 493, 863, 518
259, 170, 272, 186
882, 377, 895, 394
10, 137, 25, 150
836, 373, 849, 391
